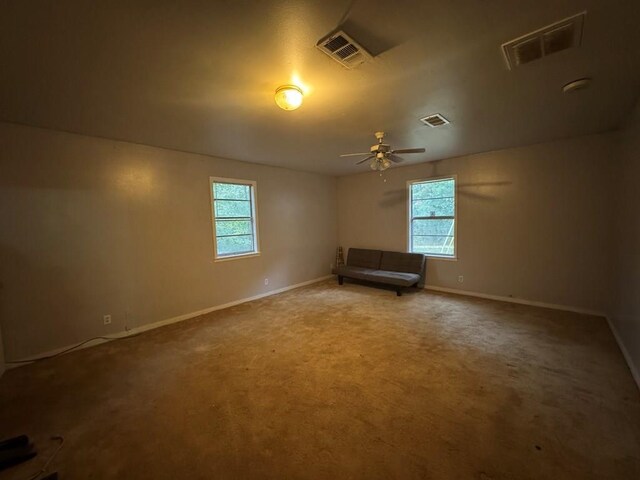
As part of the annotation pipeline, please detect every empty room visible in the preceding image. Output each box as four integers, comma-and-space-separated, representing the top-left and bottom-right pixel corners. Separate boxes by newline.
1, 1, 639, 479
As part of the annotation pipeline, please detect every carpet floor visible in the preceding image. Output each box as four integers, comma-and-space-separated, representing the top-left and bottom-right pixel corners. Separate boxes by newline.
0, 280, 638, 479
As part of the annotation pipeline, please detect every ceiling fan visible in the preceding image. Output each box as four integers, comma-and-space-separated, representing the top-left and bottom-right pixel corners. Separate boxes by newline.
340, 131, 426, 171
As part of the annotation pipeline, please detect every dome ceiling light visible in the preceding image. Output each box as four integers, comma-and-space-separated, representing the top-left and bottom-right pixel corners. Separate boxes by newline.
274, 85, 303, 111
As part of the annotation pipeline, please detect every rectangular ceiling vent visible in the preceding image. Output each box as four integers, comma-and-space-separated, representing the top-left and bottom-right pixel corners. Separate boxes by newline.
502, 12, 586, 70
316, 30, 372, 69
420, 114, 450, 128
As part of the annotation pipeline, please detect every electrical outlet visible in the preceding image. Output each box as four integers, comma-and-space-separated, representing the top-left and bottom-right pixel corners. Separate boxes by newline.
103, 314, 112, 325
458, 275, 464, 283
264, 278, 269, 286
330, 263, 334, 270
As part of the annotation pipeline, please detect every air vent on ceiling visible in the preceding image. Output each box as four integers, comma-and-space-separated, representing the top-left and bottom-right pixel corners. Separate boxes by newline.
502, 12, 586, 70
316, 30, 372, 69
420, 114, 450, 128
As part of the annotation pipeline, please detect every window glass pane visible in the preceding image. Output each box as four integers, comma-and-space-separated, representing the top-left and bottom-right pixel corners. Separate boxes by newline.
412, 179, 455, 200
214, 199, 251, 218
410, 177, 455, 257
412, 219, 454, 236
217, 235, 254, 256
214, 183, 250, 200
412, 198, 454, 217
215, 219, 253, 236
211, 179, 258, 259
412, 235, 454, 256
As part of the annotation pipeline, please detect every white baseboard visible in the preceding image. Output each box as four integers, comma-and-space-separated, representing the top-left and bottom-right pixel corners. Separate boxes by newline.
424, 284, 606, 317
7, 275, 332, 368
605, 316, 640, 391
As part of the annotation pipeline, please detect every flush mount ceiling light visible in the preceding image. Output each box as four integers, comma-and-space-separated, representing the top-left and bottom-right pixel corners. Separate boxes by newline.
562, 77, 592, 93
274, 85, 303, 111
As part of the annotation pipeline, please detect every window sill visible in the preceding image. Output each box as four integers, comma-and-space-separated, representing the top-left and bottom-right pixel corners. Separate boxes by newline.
424, 255, 457, 261
214, 252, 261, 263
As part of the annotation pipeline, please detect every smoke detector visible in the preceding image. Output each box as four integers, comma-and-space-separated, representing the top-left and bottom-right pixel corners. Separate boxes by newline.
420, 114, 450, 128
316, 30, 372, 69
502, 12, 586, 70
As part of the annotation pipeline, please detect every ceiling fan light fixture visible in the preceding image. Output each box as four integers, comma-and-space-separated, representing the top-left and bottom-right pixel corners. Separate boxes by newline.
370, 157, 391, 171
275, 85, 303, 111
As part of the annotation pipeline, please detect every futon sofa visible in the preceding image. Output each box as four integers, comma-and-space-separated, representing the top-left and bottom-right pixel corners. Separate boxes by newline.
336, 248, 426, 296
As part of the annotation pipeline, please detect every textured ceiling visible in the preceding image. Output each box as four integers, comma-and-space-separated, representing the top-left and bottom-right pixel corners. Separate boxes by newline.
1, 0, 639, 175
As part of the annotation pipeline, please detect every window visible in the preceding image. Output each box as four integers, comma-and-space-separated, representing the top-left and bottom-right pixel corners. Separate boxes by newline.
210, 177, 259, 260
408, 176, 456, 258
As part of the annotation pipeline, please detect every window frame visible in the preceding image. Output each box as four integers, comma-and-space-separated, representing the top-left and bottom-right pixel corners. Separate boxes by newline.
210, 176, 260, 262
407, 175, 458, 260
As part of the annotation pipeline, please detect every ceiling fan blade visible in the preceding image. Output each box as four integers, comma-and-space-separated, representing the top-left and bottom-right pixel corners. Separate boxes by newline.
391, 148, 425, 154
340, 152, 371, 157
388, 154, 405, 163
355, 155, 375, 165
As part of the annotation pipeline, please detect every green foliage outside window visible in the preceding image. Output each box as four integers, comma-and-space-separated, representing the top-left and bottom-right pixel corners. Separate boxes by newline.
410, 178, 455, 257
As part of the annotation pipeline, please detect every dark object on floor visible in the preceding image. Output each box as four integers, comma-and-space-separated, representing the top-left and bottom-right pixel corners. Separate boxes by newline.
0, 434, 37, 472
336, 248, 425, 295
41, 473, 59, 480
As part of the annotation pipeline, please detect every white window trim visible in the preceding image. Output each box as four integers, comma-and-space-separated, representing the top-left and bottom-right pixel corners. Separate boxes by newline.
406, 174, 458, 261
210, 176, 260, 262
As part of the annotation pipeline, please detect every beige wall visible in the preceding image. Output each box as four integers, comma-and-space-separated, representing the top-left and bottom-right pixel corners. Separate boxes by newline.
611, 103, 640, 381
0, 122, 337, 360
1, 118, 634, 377
337, 134, 616, 313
